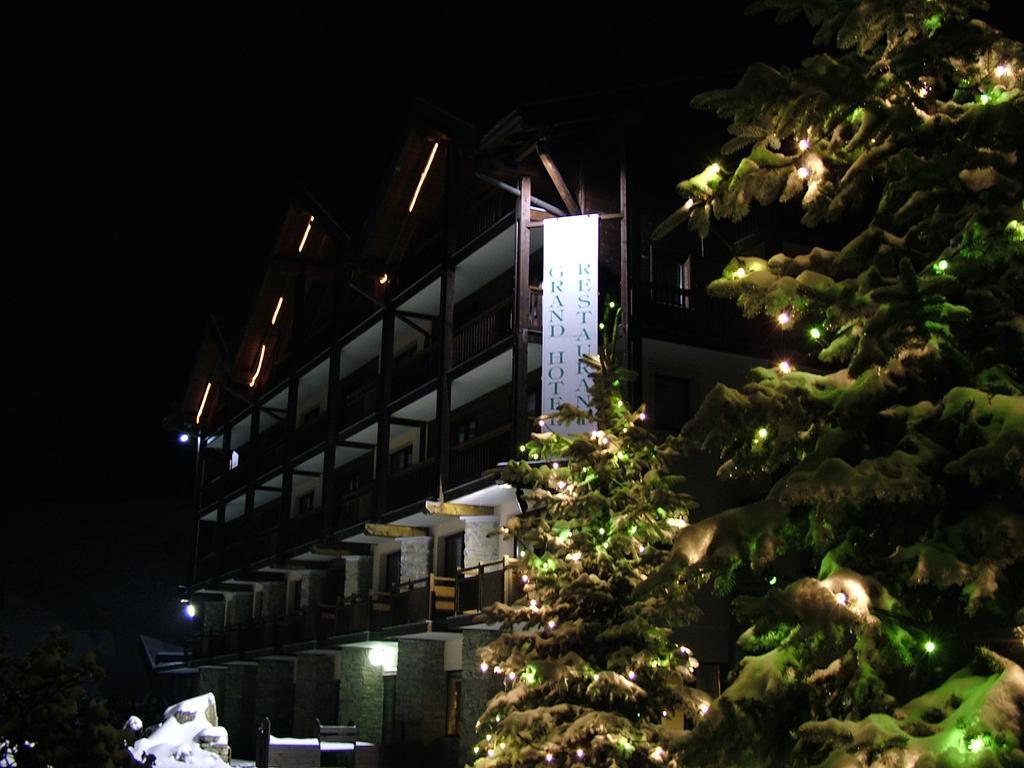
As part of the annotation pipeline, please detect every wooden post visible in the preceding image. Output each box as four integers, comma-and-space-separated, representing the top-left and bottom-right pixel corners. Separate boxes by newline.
374, 306, 395, 516
244, 403, 260, 566
436, 144, 455, 491
511, 175, 532, 446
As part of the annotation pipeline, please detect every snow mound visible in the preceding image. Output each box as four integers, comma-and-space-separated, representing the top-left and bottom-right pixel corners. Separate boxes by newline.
129, 693, 230, 767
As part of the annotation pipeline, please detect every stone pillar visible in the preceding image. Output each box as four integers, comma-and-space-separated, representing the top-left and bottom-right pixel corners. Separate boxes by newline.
202, 600, 226, 633
338, 647, 384, 743
293, 651, 340, 737
344, 556, 372, 598
463, 519, 499, 568
265, 582, 287, 619
223, 661, 258, 759
255, 657, 296, 737
197, 666, 228, 716
302, 571, 325, 609
396, 639, 447, 748
400, 537, 432, 583
226, 592, 254, 626
459, 628, 502, 766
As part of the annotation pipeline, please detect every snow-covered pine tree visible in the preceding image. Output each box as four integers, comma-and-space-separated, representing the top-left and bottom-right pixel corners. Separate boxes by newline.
470, 306, 704, 768
651, 1, 1024, 766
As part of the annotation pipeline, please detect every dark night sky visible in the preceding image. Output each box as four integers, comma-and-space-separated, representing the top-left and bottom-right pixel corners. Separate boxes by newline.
3, 4, 1021, 695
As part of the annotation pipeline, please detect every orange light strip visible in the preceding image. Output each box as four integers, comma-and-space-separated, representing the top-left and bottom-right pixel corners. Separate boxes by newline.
408, 142, 439, 213
195, 381, 212, 424
271, 296, 284, 325
298, 215, 315, 252
248, 344, 266, 388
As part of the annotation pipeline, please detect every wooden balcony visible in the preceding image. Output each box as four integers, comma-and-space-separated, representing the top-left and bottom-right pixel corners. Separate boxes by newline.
334, 486, 374, 531
449, 425, 511, 487
635, 281, 767, 354
453, 300, 512, 365
389, 574, 456, 625
388, 459, 437, 510
391, 346, 439, 400
455, 559, 524, 615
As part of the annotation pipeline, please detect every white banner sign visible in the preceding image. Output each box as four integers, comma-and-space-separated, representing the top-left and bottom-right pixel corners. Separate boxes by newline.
542, 214, 599, 434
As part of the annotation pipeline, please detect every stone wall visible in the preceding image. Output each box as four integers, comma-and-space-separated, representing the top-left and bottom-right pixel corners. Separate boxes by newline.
255, 657, 296, 737
396, 639, 447, 747
338, 647, 384, 743
223, 661, 258, 759
344, 556, 372, 598
197, 666, 227, 719
459, 628, 502, 766
293, 652, 340, 737
463, 518, 500, 568
202, 600, 225, 633
400, 537, 432, 583
226, 592, 253, 626
264, 582, 287, 619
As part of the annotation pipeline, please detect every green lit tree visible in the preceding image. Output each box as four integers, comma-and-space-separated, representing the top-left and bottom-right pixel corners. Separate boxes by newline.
471, 307, 704, 768
651, 1, 1024, 765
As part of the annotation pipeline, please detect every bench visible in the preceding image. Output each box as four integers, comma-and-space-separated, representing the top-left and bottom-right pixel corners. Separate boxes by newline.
316, 721, 378, 768
256, 718, 378, 768
256, 718, 320, 768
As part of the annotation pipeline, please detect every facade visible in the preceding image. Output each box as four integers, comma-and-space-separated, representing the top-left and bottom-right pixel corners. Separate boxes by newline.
175, 90, 774, 764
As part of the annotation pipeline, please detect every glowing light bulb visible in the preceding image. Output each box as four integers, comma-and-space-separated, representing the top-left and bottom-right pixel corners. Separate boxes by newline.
708, 163, 721, 174
378, 273, 389, 285
778, 361, 793, 374
662, 710, 668, 717
734, 267, 747, 279
566, 551, 581, 562
638, 412, 647, 421
184, 602, 197, 619
699, 703, 710, 716
995, 64, 1011, 77
178, 433, 190, 444
576, 748, 584, 759
980, 93, 991, 104
797, 166, 810, 180
666, 517, 688, 528
934, 259, 949, 273
609, 301, 615, 308
968, 736, 984, 753
683, 197, 695, 211
627, 670, 636, 680
924, 640, 936, 654
545, 755, 554, 764
835, 592, 847, 606
521, 574, 529, 584
809, 327, 822, 340
798, 138, 810, 151
508, 671, 517, 681
547, 620, 557, 629
918, 85, 929, 98
756, 427, 769, 440
777, 310, 792, 326
480, 662, 489, 672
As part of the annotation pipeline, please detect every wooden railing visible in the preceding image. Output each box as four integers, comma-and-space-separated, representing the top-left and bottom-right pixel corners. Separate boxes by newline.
388, 459, 437, 509
334, 486, 374, 531
390, 574, 456, 624
453, 300, 512, 364
449, 425, 512, 487
455, 558, 523, 615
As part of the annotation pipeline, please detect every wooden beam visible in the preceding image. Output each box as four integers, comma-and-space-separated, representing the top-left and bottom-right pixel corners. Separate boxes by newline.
425, 500, 493, 517
312, 544, 356, 557
538, 150, 581, 215
364, 523, 428, 538
390, 416, 428, 428
280, 560, 329, 571
291, 469, 322, 477
236, 571, 288, 582
338, 440, 375, 450
208, 583, 254, 593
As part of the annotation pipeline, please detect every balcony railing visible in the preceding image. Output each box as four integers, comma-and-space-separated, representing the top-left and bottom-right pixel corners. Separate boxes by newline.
390, 574, 456, 625
449, 425, 512, 487
388, 459, 437, 510
341, 377, 378, 427
286, 508, 323, 548
636, 281, 763, 350
453, 300, 512, 365
455, 559, 524, 615
334, 486, 374, 531
391, 346, 439, 400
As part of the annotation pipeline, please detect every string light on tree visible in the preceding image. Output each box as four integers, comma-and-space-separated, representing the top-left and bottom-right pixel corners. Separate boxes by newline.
776, 310, 792, 326
798, 138, 811, 151
778, 360, 793, 374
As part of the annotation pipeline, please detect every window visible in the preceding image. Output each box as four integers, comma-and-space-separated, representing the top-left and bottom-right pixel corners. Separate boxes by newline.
454, 418, 477, 445
383, 551, 401, 593
301, 403, 321, 425
394, 344, 417, 368
297, 490, 316, 515
291, 580, 302, 613
445, 672, 461, 737
252, 590, 263, 621
390, 445, 413, 473
229, 450, 240, 470
442, 533, 464, 577
652, 252, 693, 309
652, 375, 691, 433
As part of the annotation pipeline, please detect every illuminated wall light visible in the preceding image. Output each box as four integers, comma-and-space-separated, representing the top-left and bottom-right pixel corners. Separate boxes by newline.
297, 215, 314, 253
195, 381, 212, 424
248, 344, 267, 388
178, 433, 191, 444
271, 296, 284, 326
408, 141, 440, 213
184, 602, 197, 619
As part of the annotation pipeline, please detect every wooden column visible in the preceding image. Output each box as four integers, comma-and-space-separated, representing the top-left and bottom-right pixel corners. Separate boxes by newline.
435, 145, 456, 491
374, 307, 395, 516
278, 375, 298, 557
215, 499, 227, 576
511, 175, 532, 446
244, 404, 260, 566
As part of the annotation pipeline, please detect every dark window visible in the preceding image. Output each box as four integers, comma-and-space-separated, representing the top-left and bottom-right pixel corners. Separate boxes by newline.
394, 344, 417, 368
445, 672, 461, 737
442, 533, 464, 577
253, 590, 263, 620
652, 252, 693, 309
291, 580, 302, 613
383, 551, 401, 593
652, 375, 691, 433
297, 490, 316, 514
454, 418, 477, 444
390, 445, 413, 472
301, 404, 321, 425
